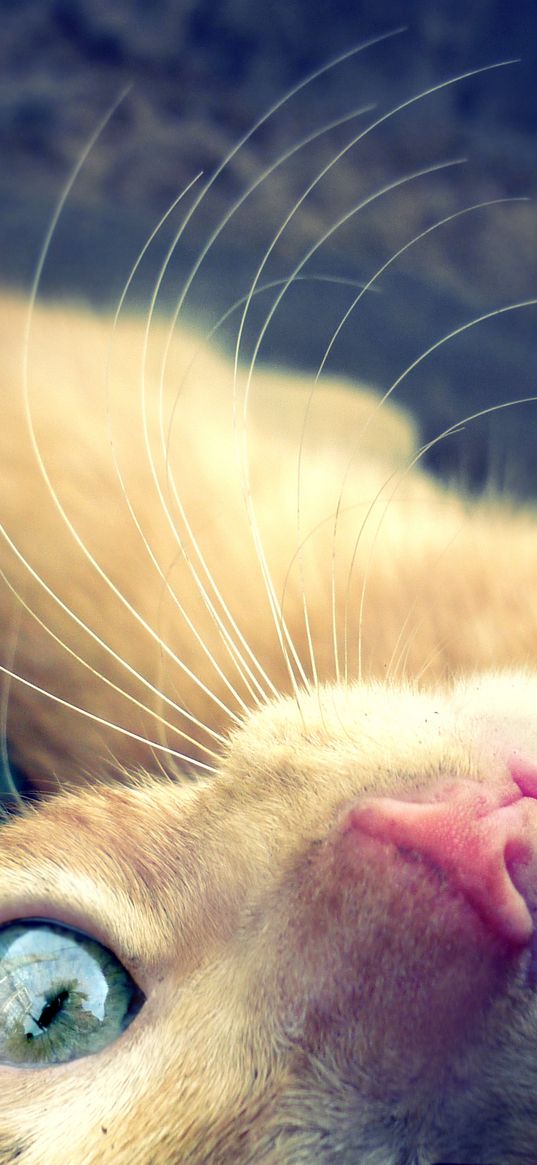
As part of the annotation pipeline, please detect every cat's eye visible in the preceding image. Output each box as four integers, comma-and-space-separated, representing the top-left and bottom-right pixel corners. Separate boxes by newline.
0, 920, 145, 1067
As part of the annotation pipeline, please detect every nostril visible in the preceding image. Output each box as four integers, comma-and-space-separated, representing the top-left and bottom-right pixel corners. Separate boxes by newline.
342, 777, 537, 947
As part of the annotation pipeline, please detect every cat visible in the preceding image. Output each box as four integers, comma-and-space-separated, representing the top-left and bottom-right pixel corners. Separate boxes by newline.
0, 46, 536, 1165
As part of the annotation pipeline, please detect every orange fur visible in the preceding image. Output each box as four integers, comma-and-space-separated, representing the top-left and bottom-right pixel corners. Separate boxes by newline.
0, 291, 536, 1163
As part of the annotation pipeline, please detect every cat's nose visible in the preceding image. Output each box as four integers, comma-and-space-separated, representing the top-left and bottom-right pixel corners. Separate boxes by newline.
341, 768, 537, 946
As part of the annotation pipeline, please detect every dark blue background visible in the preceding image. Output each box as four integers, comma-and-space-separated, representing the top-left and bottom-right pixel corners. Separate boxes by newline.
1, 0, 536, 493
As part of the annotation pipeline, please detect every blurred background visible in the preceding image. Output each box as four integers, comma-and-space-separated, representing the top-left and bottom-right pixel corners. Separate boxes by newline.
0, 0, 536, 493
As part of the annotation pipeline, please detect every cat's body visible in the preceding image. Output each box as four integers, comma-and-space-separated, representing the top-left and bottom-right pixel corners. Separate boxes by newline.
1, 47, 537, 1165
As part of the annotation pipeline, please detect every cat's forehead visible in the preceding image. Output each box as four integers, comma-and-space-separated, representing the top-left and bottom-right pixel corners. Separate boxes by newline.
223, 676, 505, 794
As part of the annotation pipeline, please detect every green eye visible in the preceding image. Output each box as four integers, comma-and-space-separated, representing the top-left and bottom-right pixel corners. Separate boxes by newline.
0, 921, 144, 1066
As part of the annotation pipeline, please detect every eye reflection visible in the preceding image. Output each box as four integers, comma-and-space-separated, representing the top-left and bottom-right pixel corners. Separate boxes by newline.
0, 920, 145, 1066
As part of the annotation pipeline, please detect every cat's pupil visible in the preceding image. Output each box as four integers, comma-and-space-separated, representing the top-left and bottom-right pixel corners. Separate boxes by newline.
0, 921, 145, 1064
34, 988, 69, 1034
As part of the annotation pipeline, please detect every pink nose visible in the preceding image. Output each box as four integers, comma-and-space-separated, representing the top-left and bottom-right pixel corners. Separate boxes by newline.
342, 764, 537, 945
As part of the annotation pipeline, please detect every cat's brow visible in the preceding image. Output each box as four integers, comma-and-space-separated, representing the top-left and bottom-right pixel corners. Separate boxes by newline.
0, 857, 155, 967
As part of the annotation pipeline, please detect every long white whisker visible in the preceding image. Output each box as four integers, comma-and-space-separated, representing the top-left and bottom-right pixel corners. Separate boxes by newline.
100, 181, 258, 714
384, 532, 461, 684
0, 666, 217, 775
375, 298, 537, 414
91, 179, 270, 717
201, 274, 377, 340
320, 197, 527, 679
237, 160, 466, 691
0, 565, 223, 759
408, 397, 537, 477
346, 294, 537, 682
156, 29, 406, 331
25, 88, 132, 319
157, 276, 374, 707
316, 197, 528, 381
239, 57, 518, 386
234, 60, 519, 694
13, 448, 243, 733
106, 320, 259, 717
224, 102, 374, 372
11, 97, 242, 758
21, 305, 245, 734
412, 637, 458, 685
0, 525, 228, 745
146, 40, 412, 702
240, 158, 464, 383
353, 391, 537, 683
137, 247, 275, 708
350, 468, 402, 685
150, 113, 402, 707
108, 175, 204, 321
0, 597, 24, 811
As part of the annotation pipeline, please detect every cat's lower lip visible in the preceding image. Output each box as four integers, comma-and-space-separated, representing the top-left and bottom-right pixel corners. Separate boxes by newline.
340, 772, 537, 947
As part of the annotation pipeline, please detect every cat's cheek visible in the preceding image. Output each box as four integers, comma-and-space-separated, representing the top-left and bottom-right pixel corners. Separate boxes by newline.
272, 822, 525, 1087
0, 986, 161, 1150
0, 1012, 157, 1165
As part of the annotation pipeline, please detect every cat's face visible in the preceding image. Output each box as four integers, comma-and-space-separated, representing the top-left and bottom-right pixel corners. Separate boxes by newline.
0, 671, 536, 1164
1, 24, 537, 1161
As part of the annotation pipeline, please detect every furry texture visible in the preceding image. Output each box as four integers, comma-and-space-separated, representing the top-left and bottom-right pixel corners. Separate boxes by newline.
0, 285, 536, 1164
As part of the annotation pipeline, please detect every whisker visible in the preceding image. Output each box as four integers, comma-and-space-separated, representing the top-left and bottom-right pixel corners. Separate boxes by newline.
25, 88, 133, 324
343, 290, 537, 683
107, 175, 204, 322
411, 632, 460, 686
0, 665, 217, 776
0, 566, 223, 760
384, 531, 461, 685
238, 56, 521, 394
155, 50, 497, 708
0, 597, 25, 813
20, 287, 250, 738
225, 101, 375, 372
137, 245, 275, 709
19, 101, 249, 749
156, 29, 406, 330
237, 160, 466, 689
142, 37, 411, 703
198, 273, 378, 340
151, 114, 402, 708
233, 376, 311, 695
88, 179, 275, 719
232, 61, 520, 692
13, 53, 401, 759
410, 397, 537, 479
240, 157, 465, 390
353, 391, 537, 686
374, 298, 537, 416
157, 275, 377, 709
0, 525, 229, 746
106, 326, 259, 718
320, 198, 527, 678
315, 197, 528, 382
352, 470, 402, 686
